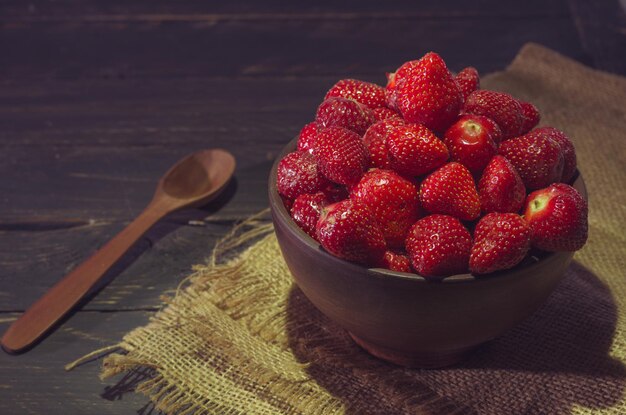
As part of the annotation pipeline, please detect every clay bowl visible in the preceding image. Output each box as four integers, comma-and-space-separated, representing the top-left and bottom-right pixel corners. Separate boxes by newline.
268, 137, 587, 368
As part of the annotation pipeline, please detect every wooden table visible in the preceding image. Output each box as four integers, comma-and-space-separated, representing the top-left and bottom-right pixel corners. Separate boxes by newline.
1, 1, 623, 413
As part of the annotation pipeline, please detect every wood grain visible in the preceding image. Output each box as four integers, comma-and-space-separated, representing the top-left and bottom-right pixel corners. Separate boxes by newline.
0, 1, 587, 81
0, 0, 622, 412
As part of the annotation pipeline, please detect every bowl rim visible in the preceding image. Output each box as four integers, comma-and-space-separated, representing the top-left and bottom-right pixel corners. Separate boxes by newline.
269, 136, 587, 285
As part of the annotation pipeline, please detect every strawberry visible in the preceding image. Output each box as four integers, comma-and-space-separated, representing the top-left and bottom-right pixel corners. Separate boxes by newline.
498, 129, 564, 190
372, 106, 402, 121
315, 126, 369, 186
280, 194, 293, 211
296, 122, 318, 154
469, 213, 531, 274
386, 123, 449, 176
518, 100, 540, 135
381, 251, 412, 272
325, 79, 386, 109
405, 214, 472, 278
443, 114, 500, 175
362, 118, 405, 169
420, 162, 480, 221
455, 66, 479, 102
277, 151, 330, 200
523, 183, 588, 252
534, 126, 577, 183
316, 199, 386, 265
316, 97, 375, 136
387, 52, 463, 132
350, 169, 421, 248
478, 155, 526, 213
464, 90, 524, 140
290, 192, 331, 240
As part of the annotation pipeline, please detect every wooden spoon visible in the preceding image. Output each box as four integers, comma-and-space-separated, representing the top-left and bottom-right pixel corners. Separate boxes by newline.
1, 149, 236, 354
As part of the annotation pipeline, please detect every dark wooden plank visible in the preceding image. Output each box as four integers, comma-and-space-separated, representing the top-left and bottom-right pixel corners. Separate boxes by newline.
0, 0, 572, 19
0, 5, 587, 80
568, 0, 626, 75
0, 220, 235, 311
0, 311, 156, 414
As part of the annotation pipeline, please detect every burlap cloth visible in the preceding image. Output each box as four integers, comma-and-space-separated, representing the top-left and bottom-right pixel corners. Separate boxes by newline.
71, 44, 626, 414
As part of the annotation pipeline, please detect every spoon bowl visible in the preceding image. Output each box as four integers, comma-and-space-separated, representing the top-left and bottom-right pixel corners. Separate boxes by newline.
1, 148, 235, 354
159, 149, 235, 205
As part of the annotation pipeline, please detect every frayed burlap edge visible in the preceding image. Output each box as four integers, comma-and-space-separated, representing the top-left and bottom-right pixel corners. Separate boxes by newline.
67, 210, 351, 415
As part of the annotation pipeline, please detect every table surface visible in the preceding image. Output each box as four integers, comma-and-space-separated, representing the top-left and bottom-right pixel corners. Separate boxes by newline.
1, 0, 624, 413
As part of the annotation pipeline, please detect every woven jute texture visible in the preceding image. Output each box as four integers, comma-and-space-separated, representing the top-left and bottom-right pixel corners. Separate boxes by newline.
78, 44, 626, 414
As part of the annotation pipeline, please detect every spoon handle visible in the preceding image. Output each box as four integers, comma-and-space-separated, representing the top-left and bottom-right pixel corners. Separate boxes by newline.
1, 204, 167, 354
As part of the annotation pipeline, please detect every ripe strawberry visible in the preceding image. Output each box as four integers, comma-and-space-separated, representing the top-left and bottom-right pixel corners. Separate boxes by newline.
387, 52, 463, 132
478, 155, 526, 213
405, 214, 472, 278
381, 251, 412, 272
385, 60, 420, 110
277, 151, 330, 200
443, 114, 500, 175
350, 169, 421, 248
386, 123, 449, 176
362, 118, 405, 169
296, 122, 318, 154
420, 162, 480, 221
281, 194, 293, 211
316, 97, 375, 136
325, 79, 386, 109
290, 192, 331, 240
523, 183, 588, 251
470, 213, 531, 274
498, 130, 564, 190
372, 106, 402, 121
518, 101, 540, 134
534, 126, 577, 183
455, 67, 479, 101
464, 90, 524, 140
316, 200, 386, 265
315, 126, 369, 186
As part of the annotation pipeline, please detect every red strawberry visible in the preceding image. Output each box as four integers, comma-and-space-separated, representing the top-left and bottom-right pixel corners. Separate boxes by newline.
350, 169, 421, 248
277, 151, 330, 200
523, 183, 588, 252
387, 52, 463, 132
296, 122, 318, 154
534, 127, 577, 183
498, 130, 564, 190
316, 200, 386, 265
386, 123, 449, 176
316, 97, 375, 136
385, 60, 420, 110
281, 194, 293, 211
478, 155, 526, 213
455, 66, 480, 102
325, 79, 386, 109
518, 101, 540, 134
315, 127, 369, 186
420, 162, 480, 221
405, 214, 472, 278
372, 106, 402, 121
290, 192, 331, 240
381, 251, 412, 272
443, 114, 500, 175
464, 90, 524, 140
470, 213, 531, 274
362, 118, 406, 169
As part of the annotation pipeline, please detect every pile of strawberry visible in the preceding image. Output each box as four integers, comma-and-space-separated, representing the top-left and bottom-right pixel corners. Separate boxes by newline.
276, 52, 588, 278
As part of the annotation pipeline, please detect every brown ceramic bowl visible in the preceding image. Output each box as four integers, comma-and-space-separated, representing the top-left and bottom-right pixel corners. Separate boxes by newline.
269, 137, 587, 368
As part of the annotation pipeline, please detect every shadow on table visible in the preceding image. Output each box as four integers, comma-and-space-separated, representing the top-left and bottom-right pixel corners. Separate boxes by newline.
100, 366, 166, 415
285, 261, 626, 414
